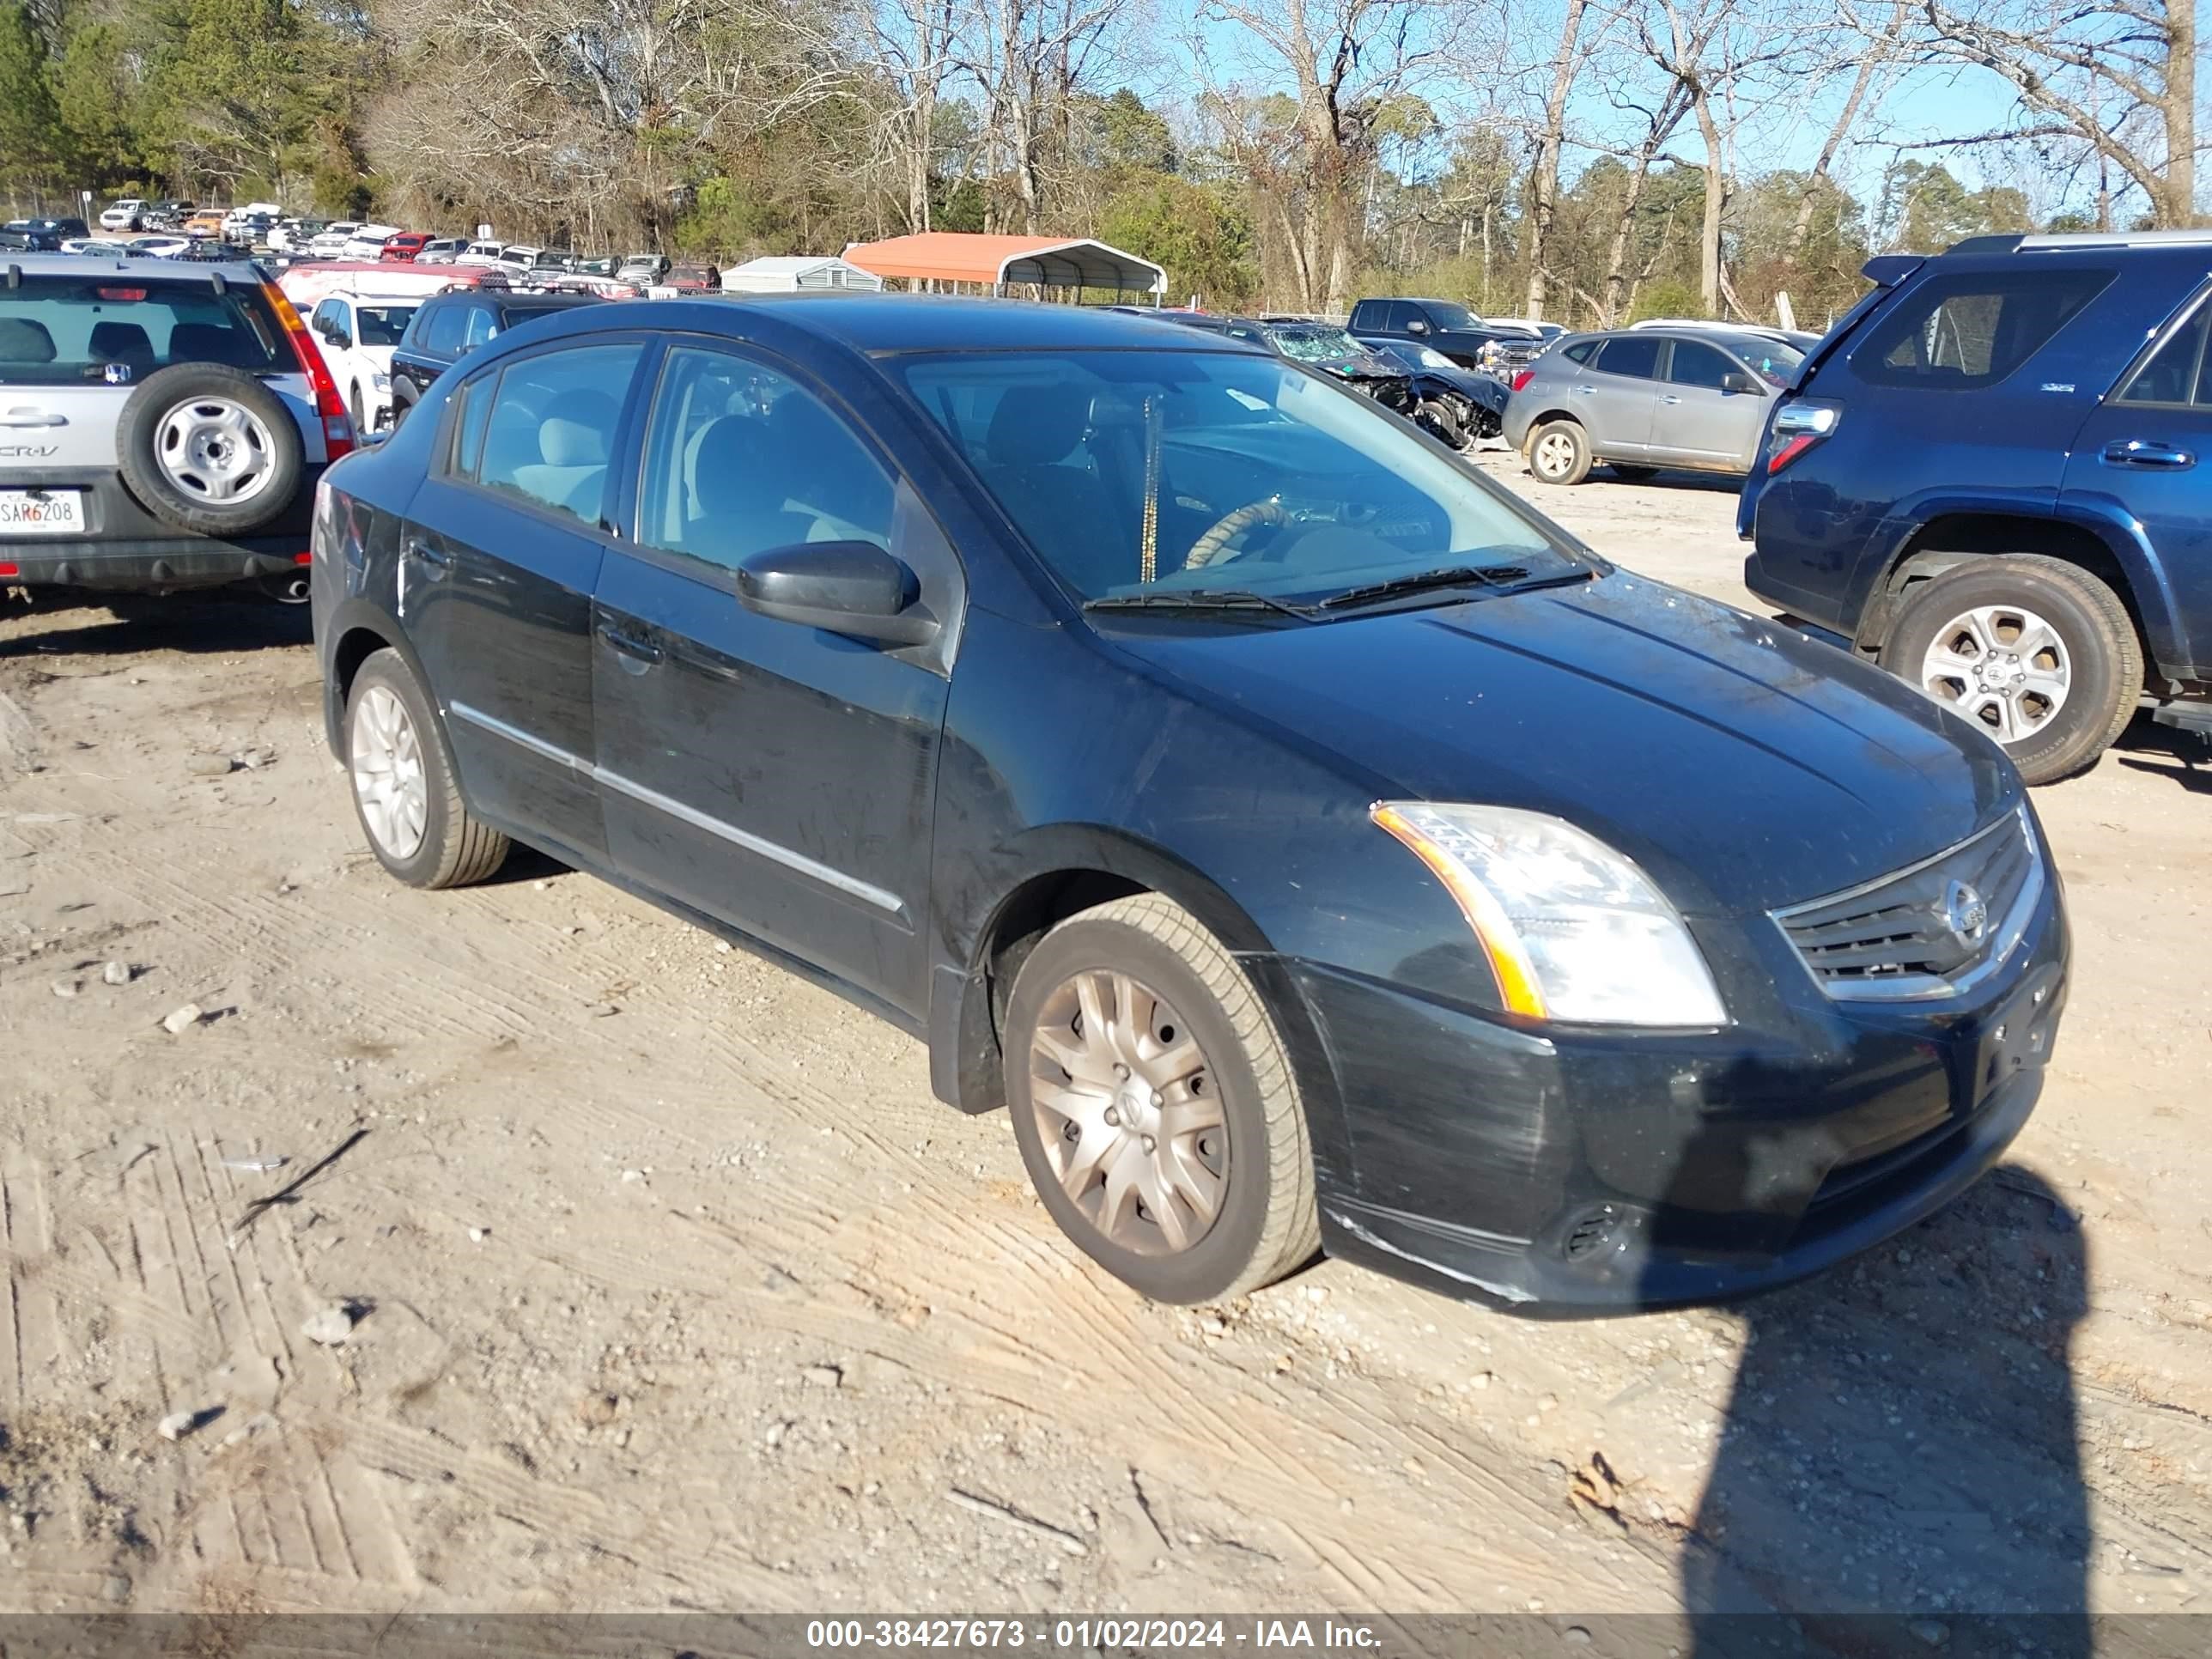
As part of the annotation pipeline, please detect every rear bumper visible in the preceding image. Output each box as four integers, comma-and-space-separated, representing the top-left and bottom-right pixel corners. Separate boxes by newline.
1285, 882, 2068, 1316
2, 465, 321, 592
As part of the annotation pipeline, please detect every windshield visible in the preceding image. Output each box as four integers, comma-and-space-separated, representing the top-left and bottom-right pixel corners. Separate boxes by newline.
1268, 325, 1363, 364
902, 349, 1576, 604
1423, 301, 1478, 330
356, 304, 416, 346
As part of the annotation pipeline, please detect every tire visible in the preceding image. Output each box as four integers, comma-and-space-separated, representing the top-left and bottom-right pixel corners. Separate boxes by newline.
1527, 418, 1592, 485
343, 648, 510, 889
117, 363, 303, 537
1609, 463, 1658, 481
390, 385, 416, 428
1878, 554, 2142, 785
349, 384, 367, 440
1415, 398, 1467, 450
1004, 893, 1319, 1304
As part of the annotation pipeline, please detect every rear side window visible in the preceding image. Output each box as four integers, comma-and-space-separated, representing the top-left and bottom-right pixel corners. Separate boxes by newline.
1595, 336, 1660, 379
422, 302, 469, 354
473, 342, 642, 526
1853, 269, 2112, 389
464, 307, 499, 347
1561, 339, 1598, 364
2117, 296, 2212, 405
0, 275, 283, 384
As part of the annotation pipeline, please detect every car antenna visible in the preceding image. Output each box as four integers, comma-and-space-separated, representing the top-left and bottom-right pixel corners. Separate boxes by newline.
3, 264, 17, 290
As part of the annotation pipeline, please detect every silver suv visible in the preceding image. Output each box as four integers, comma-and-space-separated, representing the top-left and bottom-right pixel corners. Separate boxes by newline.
2, 254, 354, 601
1503, 327, 1802, 485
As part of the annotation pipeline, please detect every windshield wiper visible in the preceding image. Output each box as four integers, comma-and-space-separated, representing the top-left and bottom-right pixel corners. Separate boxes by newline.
1315, 562, 1588, 611
1084, 588, 1316, 622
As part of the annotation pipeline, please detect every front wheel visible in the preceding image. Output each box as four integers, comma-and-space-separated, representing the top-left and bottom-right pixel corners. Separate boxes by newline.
344, 648, 511, 887
1005, 894, 1319, 1304
1879, 554, 2142, 785
1415, 398, 1467, 450
1527, 418, 1592, 485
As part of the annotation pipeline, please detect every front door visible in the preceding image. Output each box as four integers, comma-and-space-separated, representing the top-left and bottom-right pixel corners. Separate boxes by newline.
1650, 337, 1766, 469
398, 336, 646, 866
2062, 289, 2212, 677
591, 341, 960, 1016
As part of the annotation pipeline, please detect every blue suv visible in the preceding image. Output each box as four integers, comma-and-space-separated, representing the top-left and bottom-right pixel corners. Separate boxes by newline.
1739, 231, 2212, 784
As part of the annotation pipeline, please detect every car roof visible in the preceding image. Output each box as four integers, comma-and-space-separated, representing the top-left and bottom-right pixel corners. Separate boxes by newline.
599, 293, 1274, 355
0, 252, 266, 282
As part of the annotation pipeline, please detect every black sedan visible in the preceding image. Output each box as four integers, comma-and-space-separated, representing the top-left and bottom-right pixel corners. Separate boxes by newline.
311, 296, 2067, 1315
1363, 337, 1510, 441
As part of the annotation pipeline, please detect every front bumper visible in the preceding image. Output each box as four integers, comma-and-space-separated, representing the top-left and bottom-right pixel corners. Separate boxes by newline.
1285, 884, 2068, 1316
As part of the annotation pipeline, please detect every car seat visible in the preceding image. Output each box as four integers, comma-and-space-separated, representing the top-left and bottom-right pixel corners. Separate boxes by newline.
980, 385, 1130, 592
0, 318, 56, 364
508, 388, 617, 523
688, 415, 817, 560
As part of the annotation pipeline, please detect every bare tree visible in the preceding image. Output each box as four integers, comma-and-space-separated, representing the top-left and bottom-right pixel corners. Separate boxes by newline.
963, 0, 1132, 230
1193, 0, 1449, 313
1522, 0, 1595, 319
1789, 0, 1908, 254
1905, 0, 2198, 224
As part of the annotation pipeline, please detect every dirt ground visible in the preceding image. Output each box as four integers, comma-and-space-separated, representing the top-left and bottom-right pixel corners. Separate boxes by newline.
3, 451, 2209, 1644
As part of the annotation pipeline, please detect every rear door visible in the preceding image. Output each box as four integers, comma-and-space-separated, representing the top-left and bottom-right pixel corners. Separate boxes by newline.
2062, 286, 2212, 675
1650, 337, 1765, 468
590, 339, 959, 1015
398, 336, 648, 865
1580, 334, 1662, 455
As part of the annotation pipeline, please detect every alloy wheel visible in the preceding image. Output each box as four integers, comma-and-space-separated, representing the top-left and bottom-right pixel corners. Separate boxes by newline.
1917, 602, 2071, 745
1026, 969, 1227, 1256
1534, 429, 1577, 478
350, 684, 428, 859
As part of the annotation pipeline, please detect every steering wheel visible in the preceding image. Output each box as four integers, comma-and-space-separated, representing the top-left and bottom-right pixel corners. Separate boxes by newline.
1182, 499, 1289, 569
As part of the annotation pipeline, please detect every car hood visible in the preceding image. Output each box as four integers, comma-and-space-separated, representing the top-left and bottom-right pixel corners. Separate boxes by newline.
1109, 571, 2016, 915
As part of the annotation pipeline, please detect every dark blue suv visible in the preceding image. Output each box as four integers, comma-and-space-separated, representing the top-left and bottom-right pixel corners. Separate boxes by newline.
1739, 231, 2212, 784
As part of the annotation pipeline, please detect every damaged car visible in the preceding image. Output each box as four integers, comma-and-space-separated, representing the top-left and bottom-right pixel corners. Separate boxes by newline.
313, 297, 2068, 1316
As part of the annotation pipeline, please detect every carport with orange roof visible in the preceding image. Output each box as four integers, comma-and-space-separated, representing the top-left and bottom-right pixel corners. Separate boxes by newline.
840, 233, 1167, 301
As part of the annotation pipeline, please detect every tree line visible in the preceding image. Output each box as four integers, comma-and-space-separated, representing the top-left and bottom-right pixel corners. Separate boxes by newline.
0, 0, 2197, 325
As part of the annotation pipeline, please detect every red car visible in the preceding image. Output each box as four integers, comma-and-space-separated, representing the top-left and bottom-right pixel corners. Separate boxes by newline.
379, 233, 432, 262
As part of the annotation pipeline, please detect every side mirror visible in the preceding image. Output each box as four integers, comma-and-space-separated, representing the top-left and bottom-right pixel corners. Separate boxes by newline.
1722, 369, 1763, 395
1405, 318, 1429, 335
737, 540, 937, 647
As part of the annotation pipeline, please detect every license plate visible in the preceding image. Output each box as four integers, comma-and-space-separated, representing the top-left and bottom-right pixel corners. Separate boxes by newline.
0, 489, 86, 535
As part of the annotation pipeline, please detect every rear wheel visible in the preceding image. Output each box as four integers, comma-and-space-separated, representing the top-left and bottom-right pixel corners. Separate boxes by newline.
1004, 894, 1318, 1304
1879, 555, 2142, 784
344, 649, 510, 888
1527, 418, 1592, 485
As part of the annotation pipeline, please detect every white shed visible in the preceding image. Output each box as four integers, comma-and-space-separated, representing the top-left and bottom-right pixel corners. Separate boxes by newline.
720, 256, 885, 294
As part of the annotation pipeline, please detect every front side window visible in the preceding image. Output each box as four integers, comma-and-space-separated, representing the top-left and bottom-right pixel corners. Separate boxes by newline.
473, 343, 642, 526
1595, 336, 1661, 380
1666, 339, 1737, 389
1419, 301, 1477, 331
636, 344, 895, 569
1855, 269, 2112, 389
2118, 296, 2212, 405
901, 349, 1571, 601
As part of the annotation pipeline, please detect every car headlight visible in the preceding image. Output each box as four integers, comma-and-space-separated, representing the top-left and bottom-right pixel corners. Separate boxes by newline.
371, 371, 391, 390
1418, 346, 1455, 368
1371, 801, 1727, 1026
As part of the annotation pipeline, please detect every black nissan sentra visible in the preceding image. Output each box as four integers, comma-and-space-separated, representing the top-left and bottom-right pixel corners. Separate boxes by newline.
310, 297, 2068, 1316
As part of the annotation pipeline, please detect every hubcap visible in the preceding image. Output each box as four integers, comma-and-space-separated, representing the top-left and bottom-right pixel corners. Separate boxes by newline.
1534, 431, 1575, 476
1027, 969, 1225, 1257
350, 685, 428, 859
1918, 603, 2071, 745
155, 396, 277, 505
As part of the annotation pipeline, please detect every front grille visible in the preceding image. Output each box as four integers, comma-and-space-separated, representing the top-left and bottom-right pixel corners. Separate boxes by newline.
1772, 806, 2042, 1000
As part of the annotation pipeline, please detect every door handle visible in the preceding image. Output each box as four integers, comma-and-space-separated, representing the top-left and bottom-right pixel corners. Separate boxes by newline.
599, 625, 663, 668
0, 409, 64, 428
1661, 394, 1682, 404
2103, 438, 2196, 469
1572, 385, 1596, 395
404, 537, 452, 568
